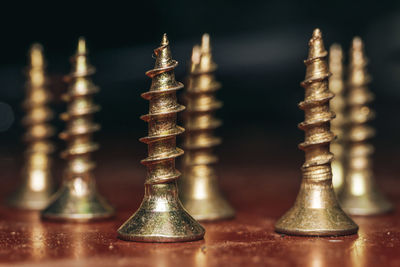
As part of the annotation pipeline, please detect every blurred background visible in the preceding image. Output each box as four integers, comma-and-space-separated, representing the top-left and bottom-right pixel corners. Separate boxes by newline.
0, 0, 399, 174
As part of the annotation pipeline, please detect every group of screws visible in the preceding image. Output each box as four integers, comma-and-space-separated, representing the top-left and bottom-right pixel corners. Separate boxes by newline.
8, 29, 392, 242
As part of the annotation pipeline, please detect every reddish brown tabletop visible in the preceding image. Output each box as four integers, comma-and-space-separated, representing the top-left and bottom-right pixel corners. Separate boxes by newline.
0, 142, 399, 267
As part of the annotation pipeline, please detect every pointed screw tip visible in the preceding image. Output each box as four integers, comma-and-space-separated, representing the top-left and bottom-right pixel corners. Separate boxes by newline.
312, 28, 322, 38
202, 33, 210, 43
30, 43, 44, 66
161, 33, 169, 45
352, 37, 363, 49
330, 43, 343, 56
201, 33, 210, 52
78, 37, 87, 54
331, 43, 342, 50
31, 43, 43, 52
191, 45, 201, 65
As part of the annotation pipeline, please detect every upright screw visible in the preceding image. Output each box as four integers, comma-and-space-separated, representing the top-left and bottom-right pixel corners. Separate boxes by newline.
117, 34, 205, 242
179, 34, 235, 221
329, 44, 346, 194
41, 38, 114, 221
275, 29, 358, 236
338, 37, 393, 215
8, 44, 55, 210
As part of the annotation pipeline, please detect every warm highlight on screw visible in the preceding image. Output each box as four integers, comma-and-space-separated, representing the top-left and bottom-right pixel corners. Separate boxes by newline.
275, 29, 358, 236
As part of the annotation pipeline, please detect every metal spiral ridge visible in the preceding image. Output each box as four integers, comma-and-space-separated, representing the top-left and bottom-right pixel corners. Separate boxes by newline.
8, 44, 55, 209
346, 37, 374, 155
184, 36, 222, 162
23, 44, 55, 149
139, 34, 185, 185
338, 37, 392, 215
117, 34, 205, 242
59, 38, 100, 175
298, 31, 335, 176
41, 37, 114, 221
179, 34, 234, 221
329, 44, 346, 194
275, 29, 358, 236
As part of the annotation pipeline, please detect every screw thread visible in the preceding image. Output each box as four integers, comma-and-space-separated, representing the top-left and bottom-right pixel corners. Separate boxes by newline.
347, 37, 375, 159
60, 37, 100, 176
23, 44, 55, 156
184, 35, 222, 171
298, 29, 335, 180
329, 44, 346, 191
329, 44, 346, 144
140, 33, 185, 185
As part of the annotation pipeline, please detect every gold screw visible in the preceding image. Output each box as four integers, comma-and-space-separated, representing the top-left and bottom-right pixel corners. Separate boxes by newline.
275, 29, 358, 236
8, 44, 55, 210
338, 37, 393, 215
117, 34, 205, 242
329, 44, 346, 194
41, 37, 114, 221
179, 34, 235, 221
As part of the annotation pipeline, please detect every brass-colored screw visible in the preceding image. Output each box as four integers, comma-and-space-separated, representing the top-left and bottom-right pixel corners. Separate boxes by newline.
329, 44, 346, 194
275, 29, 358, 236
179, 34, 235, 221
338, 37, 393, 215
117, 34, 205, 242
41, 37, 114, 221
8, 44, 55, 210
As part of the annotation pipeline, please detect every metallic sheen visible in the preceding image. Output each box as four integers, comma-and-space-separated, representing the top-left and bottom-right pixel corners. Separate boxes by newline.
117, 34, 205, 242
8, 44, 55, 210
329, 44, 346, 194
275, 29, 358, 236
41, 38, 114, 221
338, 37, 393, 215
179, 34, 235, 221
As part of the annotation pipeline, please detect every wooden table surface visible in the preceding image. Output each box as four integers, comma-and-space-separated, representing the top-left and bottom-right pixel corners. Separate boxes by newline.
0, 141, 399, 267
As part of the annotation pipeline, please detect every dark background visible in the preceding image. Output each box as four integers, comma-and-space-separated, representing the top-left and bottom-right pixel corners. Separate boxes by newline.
1, 0, 400, 172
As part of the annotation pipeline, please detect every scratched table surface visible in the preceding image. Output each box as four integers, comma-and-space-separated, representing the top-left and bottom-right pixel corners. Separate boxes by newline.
0, 138, 399, 267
